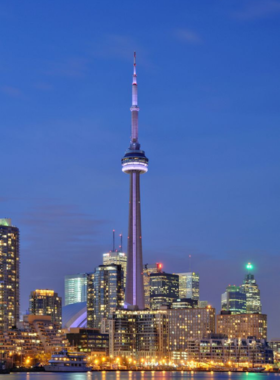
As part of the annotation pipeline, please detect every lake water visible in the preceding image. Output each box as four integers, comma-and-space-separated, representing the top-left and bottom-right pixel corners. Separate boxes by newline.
1, 373, 280, 380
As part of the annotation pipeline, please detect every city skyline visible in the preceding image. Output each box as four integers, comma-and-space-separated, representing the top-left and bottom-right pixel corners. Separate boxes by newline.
0, 1, 279, 337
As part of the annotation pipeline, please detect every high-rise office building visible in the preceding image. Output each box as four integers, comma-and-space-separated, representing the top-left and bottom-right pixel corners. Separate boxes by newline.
86, 273, 94, 329
87, 264, 124, 329
64, 273, 87, 306
103, 251, 127, 288
150, 272, 179, 309
175, 272, 200, 300
221, 285, 247, 314
0, 218, 20, 331
121, 53, 148, 309
143, 263, 162, 309
240, 266, 262, 313
29, 289, 62, 327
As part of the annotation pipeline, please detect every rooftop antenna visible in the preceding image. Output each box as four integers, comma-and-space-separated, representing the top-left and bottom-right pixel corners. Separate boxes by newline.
113, 230, 115, 252
119, 233, 123, 252
189, 254, 192, 272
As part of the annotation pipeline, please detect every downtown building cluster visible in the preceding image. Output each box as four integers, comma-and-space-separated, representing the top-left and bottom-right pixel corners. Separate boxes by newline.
0, 55, 277, 368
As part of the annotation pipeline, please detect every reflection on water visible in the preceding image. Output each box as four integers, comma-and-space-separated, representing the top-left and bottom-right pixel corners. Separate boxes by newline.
3, 373, 280, 380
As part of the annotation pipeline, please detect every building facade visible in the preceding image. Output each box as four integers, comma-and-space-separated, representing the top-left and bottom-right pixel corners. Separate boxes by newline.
108, 309, 169, 358
66, 328, 109, 354
143, 263, 162, 309
108, 306, 215, 358
216, 313, 267, 339
29, 289, 62, 327
168, 307, 216, 353
103, 251, 127, 288
150, 272, 179, 309
0, 315, 65, 358
183, 336, 273, 364
0, 218, 20, 331
269, 339, 280, 363
175, 272, 200, 301
87, 264, 124, 329
121, 53, 148, 309
221, 285, 247, 314
64, 273, 87, 306
241, 273, 262, 314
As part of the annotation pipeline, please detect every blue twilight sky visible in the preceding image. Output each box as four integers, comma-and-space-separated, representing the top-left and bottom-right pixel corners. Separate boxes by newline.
0, 1, 280, 336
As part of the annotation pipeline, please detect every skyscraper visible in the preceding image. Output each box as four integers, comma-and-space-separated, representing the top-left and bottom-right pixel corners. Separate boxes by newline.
87, 264, 124, 329
150, 272, 179, 309
29, 289, 62, 327
221, 285, 247, 314
0, 218, 20, 331
121, 53, 148, 310
241, 264, 262, 313
143, 263, 162, 309
103, 252, 127, 289
64, 273, 87, 306
176, 272, 200, 301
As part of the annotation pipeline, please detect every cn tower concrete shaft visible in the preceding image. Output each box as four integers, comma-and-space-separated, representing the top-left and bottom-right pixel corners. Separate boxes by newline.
126, 172, 144, 308
121, 53, 148, 310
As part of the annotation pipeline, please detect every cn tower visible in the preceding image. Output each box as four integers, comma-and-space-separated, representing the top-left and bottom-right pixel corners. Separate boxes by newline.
121, 53, 148, 310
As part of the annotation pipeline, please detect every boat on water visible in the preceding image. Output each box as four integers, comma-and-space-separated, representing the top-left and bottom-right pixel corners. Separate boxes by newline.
44, 349, 92, 372
247, 367, 265, 373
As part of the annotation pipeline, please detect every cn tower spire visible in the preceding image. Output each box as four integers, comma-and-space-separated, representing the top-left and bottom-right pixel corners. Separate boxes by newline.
130, 52, 139, 149
121, 53, 149, 310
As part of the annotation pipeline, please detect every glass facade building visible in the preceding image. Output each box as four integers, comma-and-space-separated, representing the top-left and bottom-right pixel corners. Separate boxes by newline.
0, 218, 20, 332
241, 273, 262, 314
64, 273, 87, 306
175, 272, 200, 301
150, 272, 179, 309
221, 285, 247, 314
143, 263, 162, 309
87, 264, 124, 329
103, 251, 127, 288
29, 289, 62, 327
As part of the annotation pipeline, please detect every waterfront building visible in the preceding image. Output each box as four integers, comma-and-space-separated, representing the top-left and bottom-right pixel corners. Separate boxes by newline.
0, 218, 20, 332
168, 307, 215, 353
64, 273, 87, 306
121, 53, 148, 309
269, 338, 280, 362
66, 328, 109, 355
150, 272, 179, 309
221, 285, 247, 314
216, 312, 267, 339
0, 315, 65, 357
108, 306, 215, 358
87, 265, 124, 329
108, 309, 169, 358
175, 272, 200, 300
240, 269, 262, 313
182, 336, 273, 364
103, 251, 127, 288
29, 289, 62, 327
143, 263, 162, 309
